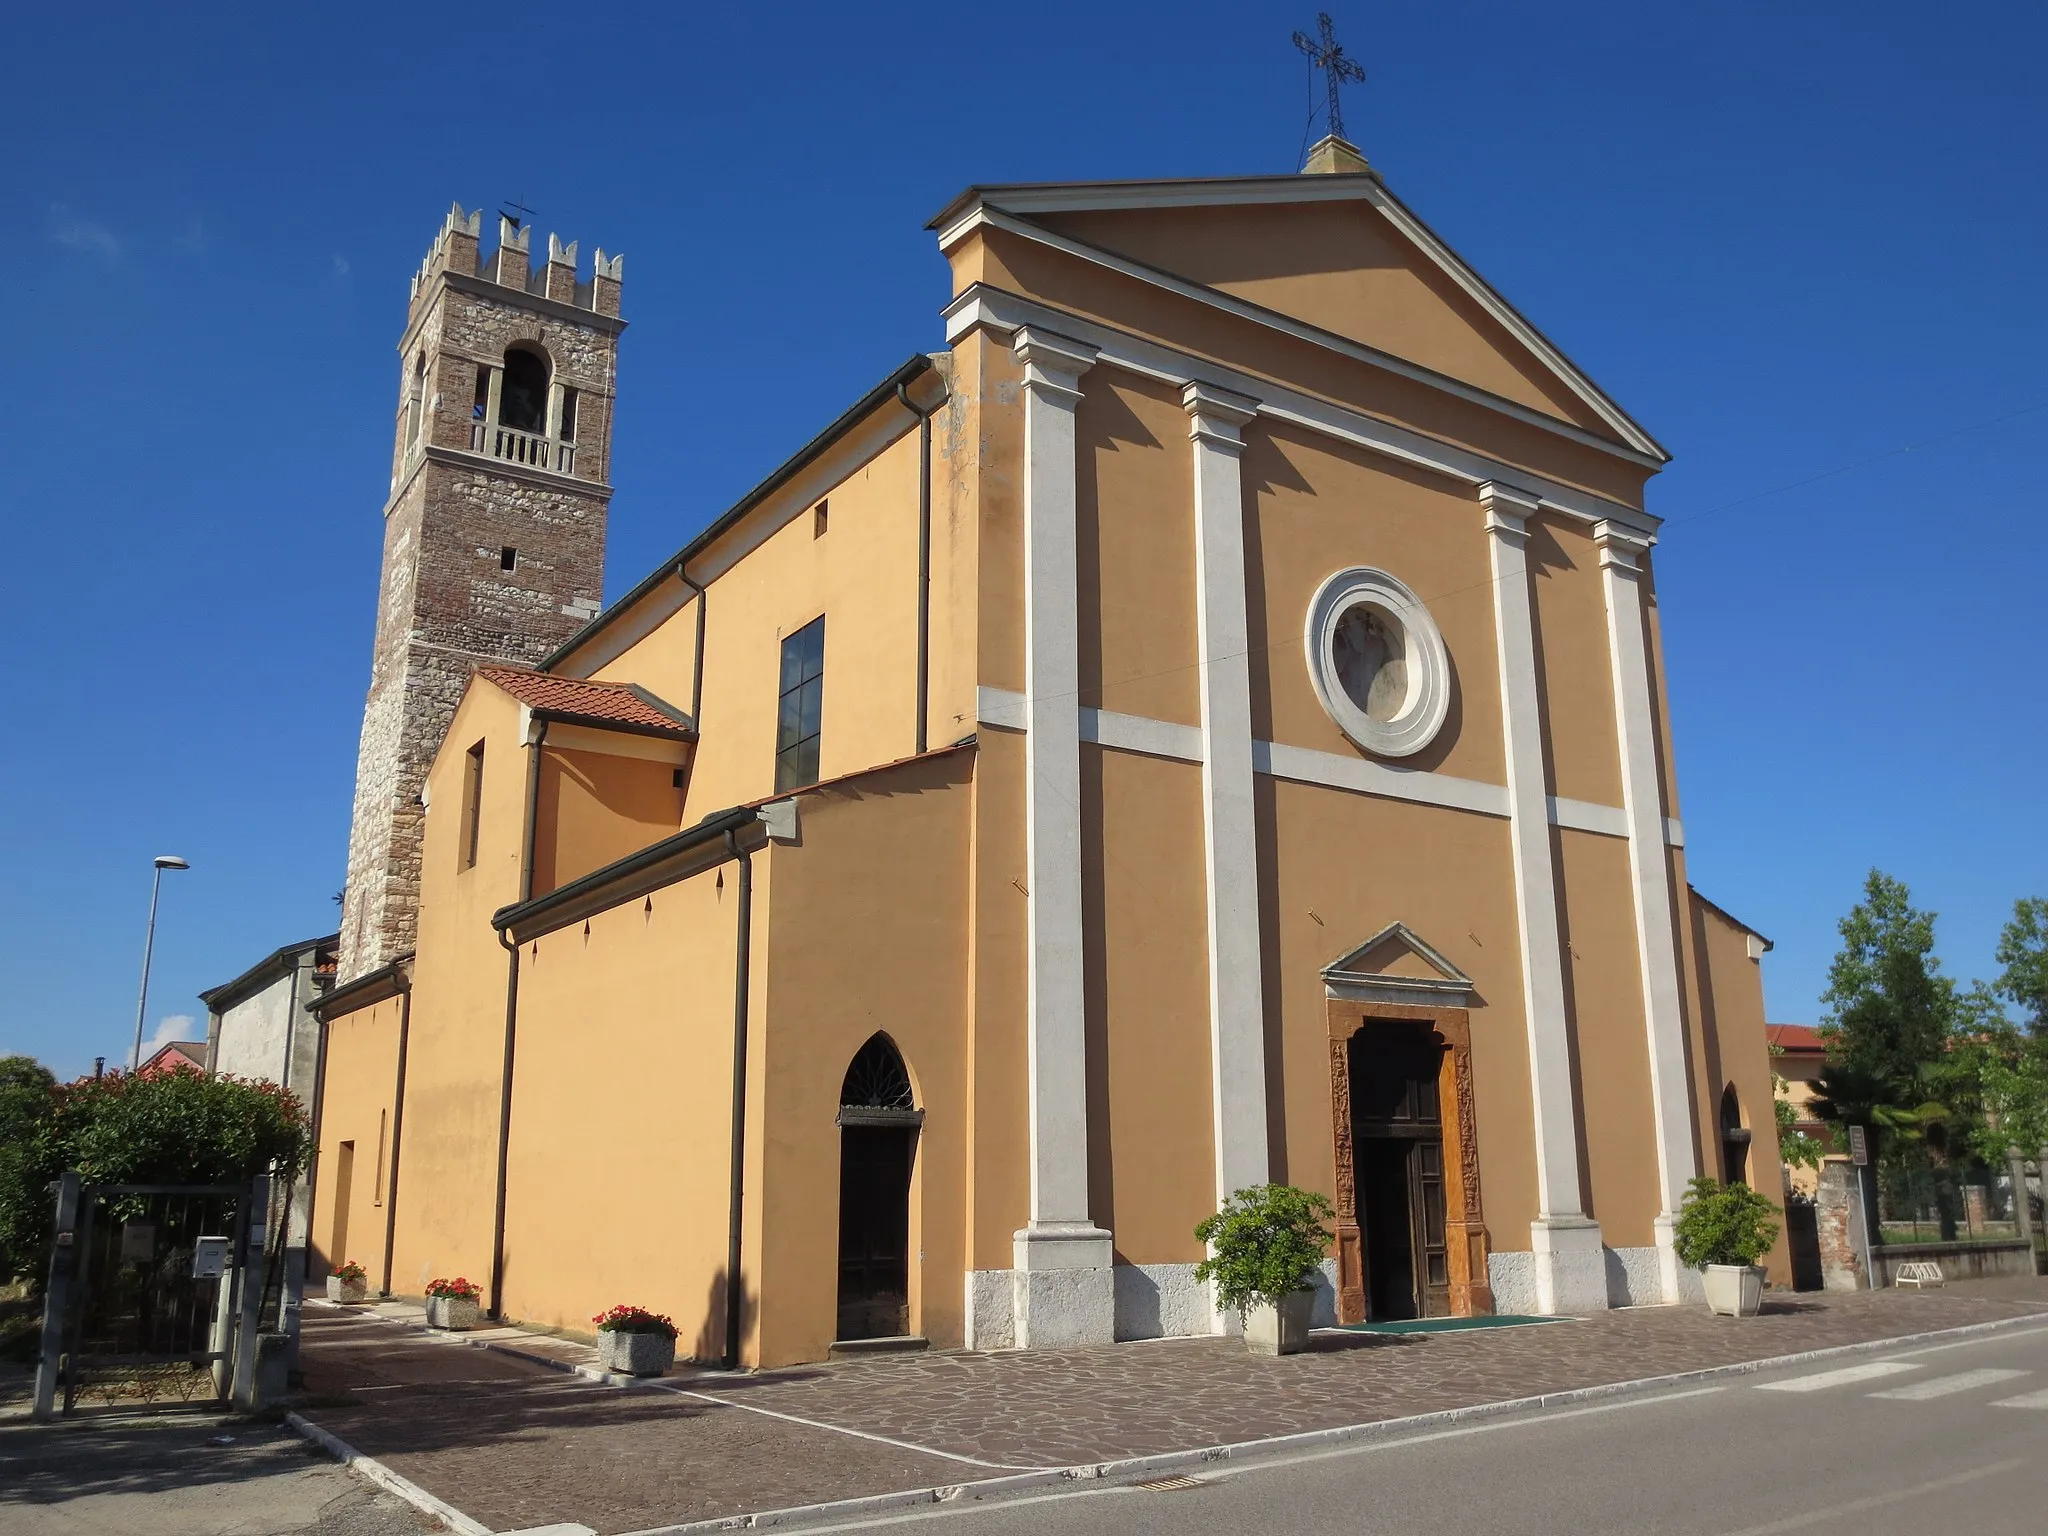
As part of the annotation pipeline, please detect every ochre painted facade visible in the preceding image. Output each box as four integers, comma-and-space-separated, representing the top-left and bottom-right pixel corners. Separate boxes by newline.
310, 150, 1792, 1366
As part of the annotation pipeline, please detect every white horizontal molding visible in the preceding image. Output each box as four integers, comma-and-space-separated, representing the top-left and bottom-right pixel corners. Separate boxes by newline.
941, 210, 1664, 472
1255, 738, 1509, 820
946, 286, 1657, 536
979, 686, 1681, 845
1083, 706, 1202, 763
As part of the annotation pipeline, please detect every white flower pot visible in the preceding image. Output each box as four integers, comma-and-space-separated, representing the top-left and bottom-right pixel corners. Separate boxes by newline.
600, 1329, 677, 1376
326, 1275, 368, 1305
426, 1294, 481, 1330
1702, 1264, 1766, 1317
1244, 1290, 1316, 1356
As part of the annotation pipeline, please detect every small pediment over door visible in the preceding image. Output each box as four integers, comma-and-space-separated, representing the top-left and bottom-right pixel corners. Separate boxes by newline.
1322, 922, 1474, 1007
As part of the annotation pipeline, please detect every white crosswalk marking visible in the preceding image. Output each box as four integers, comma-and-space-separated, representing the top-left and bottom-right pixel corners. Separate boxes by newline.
1869, 1368, 2029, 1401
1989, 1387, 2048, 1409
1755, 1361, 1921, 1392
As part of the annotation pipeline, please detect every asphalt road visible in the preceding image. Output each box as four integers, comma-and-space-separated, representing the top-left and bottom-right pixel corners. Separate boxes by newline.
784, 1323, 2048, 1536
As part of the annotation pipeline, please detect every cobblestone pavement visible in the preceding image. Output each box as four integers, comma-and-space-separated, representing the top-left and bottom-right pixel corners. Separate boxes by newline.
296, 1277, 2048, 1534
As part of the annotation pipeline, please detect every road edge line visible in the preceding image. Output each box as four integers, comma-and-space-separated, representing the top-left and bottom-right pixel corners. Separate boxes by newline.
615, 1307, 2048, 1533
284, 1409, 495, 1536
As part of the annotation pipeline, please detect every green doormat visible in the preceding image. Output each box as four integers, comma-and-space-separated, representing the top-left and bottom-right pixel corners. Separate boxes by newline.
1332, 1314, 1566, 1335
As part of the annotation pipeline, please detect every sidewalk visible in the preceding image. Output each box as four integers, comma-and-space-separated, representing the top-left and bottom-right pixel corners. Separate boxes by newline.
296, 1277, 2048, 1534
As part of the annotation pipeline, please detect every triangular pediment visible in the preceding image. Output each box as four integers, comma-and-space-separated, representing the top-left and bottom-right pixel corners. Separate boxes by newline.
1323, 922, 1473, 1001
931, 172, 1665, 464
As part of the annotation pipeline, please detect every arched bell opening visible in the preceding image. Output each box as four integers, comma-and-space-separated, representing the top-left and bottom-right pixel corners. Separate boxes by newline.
834, 1033, 922, 1342
1721, 1084, 1752, 1188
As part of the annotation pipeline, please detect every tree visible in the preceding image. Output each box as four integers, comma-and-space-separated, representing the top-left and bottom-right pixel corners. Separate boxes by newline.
0, 1061, 309, 1284
1994, 897, 2048, 1037
1812, 872, 1962, 1235
0, 1057, 58, 1280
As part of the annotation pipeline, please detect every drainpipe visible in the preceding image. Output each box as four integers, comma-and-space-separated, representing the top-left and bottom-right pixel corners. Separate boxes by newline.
678, 563, 707, 731
895, 381, 937, 755
722, 828, 755, 1369
489, 928, 521, 1320
380, 968, 413, 1299
490, 715, 548, 1319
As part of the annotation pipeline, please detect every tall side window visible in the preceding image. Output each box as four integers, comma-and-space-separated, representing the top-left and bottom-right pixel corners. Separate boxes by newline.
403, 352, 427, 451
460, 740, 486, 870
775, 617, 825, 793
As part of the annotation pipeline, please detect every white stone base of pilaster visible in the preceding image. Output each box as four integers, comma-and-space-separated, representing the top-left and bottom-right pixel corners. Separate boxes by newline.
1651, 1214, 1702, 1304
964, 1269, 1016, 1351
1486, 1250, 1538, 1315
1112, 1263, 1222, 1341
1602, 1245, 1670, 1307
1012, 1223, 1115, 1349
1531, 1216, 1610, 1314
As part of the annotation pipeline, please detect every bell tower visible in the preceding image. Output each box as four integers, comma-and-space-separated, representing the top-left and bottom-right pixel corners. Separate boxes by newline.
338, 205, 625, 979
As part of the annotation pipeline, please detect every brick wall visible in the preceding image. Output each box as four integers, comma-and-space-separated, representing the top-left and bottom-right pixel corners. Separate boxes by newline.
339, 212, 622, 979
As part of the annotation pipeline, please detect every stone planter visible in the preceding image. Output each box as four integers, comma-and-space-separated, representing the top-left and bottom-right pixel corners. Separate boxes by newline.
1244, 1290, 1316, 1356
426, 1294, 481, 1331
1702, 1264, 1766, 1317
599, 1328, 677, 1377
326, 1274, 368, 1305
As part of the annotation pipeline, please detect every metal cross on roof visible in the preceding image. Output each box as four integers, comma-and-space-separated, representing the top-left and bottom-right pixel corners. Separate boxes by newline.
1293, 12, 1367, 144
500, 194, 538, 230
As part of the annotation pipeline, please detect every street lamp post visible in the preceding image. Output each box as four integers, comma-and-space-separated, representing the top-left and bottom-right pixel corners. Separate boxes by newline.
128, 855, 190, 1073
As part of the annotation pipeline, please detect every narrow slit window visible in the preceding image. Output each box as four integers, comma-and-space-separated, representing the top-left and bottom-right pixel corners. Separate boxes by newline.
775, 617, 825, 793
461, 740, 485, 870
472, 365, 491, 420
500, 546, 517, 572
373, 1108, 388, 1206
813, 499, 828, 538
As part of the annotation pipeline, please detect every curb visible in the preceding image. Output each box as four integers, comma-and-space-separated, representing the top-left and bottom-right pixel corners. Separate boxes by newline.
284, 1409, 493, 1536
299, 1300, 2048, 1535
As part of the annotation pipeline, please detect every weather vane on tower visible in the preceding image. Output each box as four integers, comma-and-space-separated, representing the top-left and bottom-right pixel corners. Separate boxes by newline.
1293, 12, 1367, 144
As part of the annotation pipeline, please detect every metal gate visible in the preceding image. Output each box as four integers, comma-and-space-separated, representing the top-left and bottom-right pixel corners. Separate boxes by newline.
32, 1173, 266, 1418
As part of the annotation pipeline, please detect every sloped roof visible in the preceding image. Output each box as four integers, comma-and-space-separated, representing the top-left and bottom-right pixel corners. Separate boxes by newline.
476, 666, 695, 738
1768, 1024, 1827, 1055
139, 1040, 205, 1076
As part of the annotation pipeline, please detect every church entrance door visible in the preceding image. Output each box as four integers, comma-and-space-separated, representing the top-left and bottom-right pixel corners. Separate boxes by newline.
1347, 1023, 1450, 1320
834, 1034, 923, 1343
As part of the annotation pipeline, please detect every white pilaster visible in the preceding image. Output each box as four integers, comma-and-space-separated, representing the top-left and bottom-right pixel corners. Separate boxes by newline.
1183, 382, 1270, 1331
1480, 482, 1606, 1314
1595, 521, 1698, 1303
1011, 326, 1114, 1347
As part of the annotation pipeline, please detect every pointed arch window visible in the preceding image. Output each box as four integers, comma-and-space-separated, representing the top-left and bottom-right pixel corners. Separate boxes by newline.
835, 1034, 922, 1127
1721, 1084, 1752, 1187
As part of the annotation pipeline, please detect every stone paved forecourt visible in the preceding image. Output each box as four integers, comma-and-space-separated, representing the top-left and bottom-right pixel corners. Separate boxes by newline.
294, 1278, 2048, 1535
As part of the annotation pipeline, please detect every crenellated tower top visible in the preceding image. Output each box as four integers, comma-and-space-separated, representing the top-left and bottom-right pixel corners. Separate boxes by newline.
408, 203, 623, 320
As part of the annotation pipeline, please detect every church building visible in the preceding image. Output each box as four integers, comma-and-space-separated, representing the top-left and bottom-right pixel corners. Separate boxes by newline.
309, 135, 1787, 1369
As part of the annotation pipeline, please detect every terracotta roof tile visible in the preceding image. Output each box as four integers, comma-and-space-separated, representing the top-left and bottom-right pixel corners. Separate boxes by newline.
476, 667, 694, 738
1768, 1023, 1826, 1054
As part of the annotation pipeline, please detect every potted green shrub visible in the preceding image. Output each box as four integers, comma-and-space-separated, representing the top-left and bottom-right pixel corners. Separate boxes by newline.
1672, 1176, 1780, 1317
424, 1276, 482, 1331
593, 1304, 678, 1376
1194, 1183, 1334, 1355
326, 1259, 369, 1305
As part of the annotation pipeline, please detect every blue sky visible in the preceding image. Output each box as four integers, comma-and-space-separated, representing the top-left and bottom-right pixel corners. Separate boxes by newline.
2, 2, 2042, 1078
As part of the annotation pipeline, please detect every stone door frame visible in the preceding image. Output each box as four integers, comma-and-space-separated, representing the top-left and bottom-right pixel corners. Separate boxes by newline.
1328, 998, 1494, 1322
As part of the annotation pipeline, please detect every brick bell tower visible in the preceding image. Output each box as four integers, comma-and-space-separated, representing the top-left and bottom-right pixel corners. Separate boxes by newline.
338, 205, 624, 979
